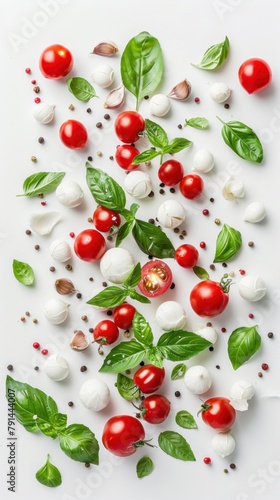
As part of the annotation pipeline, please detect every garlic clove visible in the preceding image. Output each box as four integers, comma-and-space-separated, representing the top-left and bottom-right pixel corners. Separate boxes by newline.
244, 201, 266, 223
238, 275, 266, 302
50, 239, 72, 262
184, 365, 212, 394
157, 199, 185, 229
29, 211, 61, 235
91, 41, 118, 57
222, 176, 245, 201
209, 82, 231, 103
79, 379, 110, 411
55, 278, 76, 295
70, 330, 90, 351
149, 94, 171, 117
195, 325, 218, 344
124, 171, 152, 199
212, 432, 236, 457
168, 79, 191, 101
100, 248, 134, 284
33, 103, 55, 124
192, 149, 214, 173
104, 84, 125, 109
55, 179, 84, 208
230, 380, 255, 400
44, 354, 69, 381
44, 298, 69, 324
91, 64, 114, 88
155, 301, 187, 331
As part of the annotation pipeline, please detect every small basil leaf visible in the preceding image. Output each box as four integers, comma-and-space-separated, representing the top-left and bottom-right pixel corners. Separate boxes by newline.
145, 347, 164, 367
171, 363, 187, 380
185, 117, 209, 130
18, 172, 66, 197
133, 219, 175, 258
59, 424, 99, 464
130, 203, 140, 217
192, 36, 230, 70
162, 137, 192, 155
214, 224, 242, 263
157, 331, 211, 362
132, 311, 154, 346
158, 431, 196, 461
217, 117, 263, 163
124, 263, 141, 288
132, 149, 161, 164
136, 456, 154, 478
228, 325, 261, 370
193, 266, 209, 280
35, 454, 62, 488
119, 208, 134, 222
86, 287, 128, 308
86, 165, 126, 211
128, 289, 151, 304
116, 373, 139, 401
67, 77, 97, 102
99, 340, 146, 373
175, 410, 198, 429
12, 259, 35, 286
145, 119, 169, 148
115, 221, 134, 247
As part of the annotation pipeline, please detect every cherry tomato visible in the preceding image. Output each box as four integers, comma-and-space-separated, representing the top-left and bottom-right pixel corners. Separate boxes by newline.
102, 415, 145, 457
175, 244, 199, 268
238, 58, 272, 94
113, 303, 136, 330
190, 279, 229, 317
180, 174, 204, 200
138, 260, 173, 298
133, 364, 165, 394
158, 159, 184, 186
59, 120, 88, 149
115, 144, 140, 171
39, 44, 73, 79
200, 397, 236, 430
93, 320, 119, 347
93, 206, 121, 232
74, 229, 106, 262
114, 111, 145, 143
142, 394, 171, 424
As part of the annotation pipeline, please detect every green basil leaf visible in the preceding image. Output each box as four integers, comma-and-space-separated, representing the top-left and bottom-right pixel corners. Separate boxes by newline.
132, 311, 154, 346
6, 376, 58, 435
133, 219, 175, 258
119, 207, 135, 222
185, 117, 209, 130
99, 340, 146, 373
130, 203, 140, 217
175, 410, 198, 429
158, 431, 196, 461
115, 221, 134, 247
12, 259, 35, 286
124, 263, 141, 288
192, 36, 230, 70
171, 363, 187, 380
157, 331, 211, 362
18, 172, 65, 197
193, 266, 209, 280
136, 456, 154, 478
86, 165, 126, 211
217, 117, 263, 163
50, 413, 67, 434
145, 347, 164, 367
87, 286, 128, 308
121, 31, 164, 110
145, 119, 168, 148
67, 77, 97, 102
228, 325, 261, 370
59, 424, 99, 464
214, 223, 242, 263
128, 289, 151, 304
162, 138, 192, 155
36, 454, 62, 488
116, 373, 139, 401
132, 149, 161, 164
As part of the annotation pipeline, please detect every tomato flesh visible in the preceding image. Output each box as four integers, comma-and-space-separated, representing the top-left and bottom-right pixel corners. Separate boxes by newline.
190, 280, 229, 317
138, 260, 173, 298
102, 415, 145, 457
201, 397, 236, 430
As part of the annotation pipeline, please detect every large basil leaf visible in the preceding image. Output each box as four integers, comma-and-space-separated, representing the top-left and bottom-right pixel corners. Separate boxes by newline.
145, 347, 164, 367
86, 165, 126, 211
145, 119, 168, 149
99, 340, 146, 373
35, 454, 62, 488
121, 31, 164, 110
192, 36, 230, 70
133, 219, 175, 258
67, 77, 97, 102
18, 172, 65, 197
87, 286, 128, 308
132, 312, 154, 346
157, 331, 211, 361
218, 118, 263, 163
214, 224, 242, 262
158, 431, 196, 461
12, 259, 34, 286
59, 424, 99, 464
116, 373, 140, 401
136, 456, 154, 478
228, 325, 261, 370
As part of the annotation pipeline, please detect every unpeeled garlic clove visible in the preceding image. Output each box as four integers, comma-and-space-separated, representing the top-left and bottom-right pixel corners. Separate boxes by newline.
55, 278, 76, 295
91, 41, 118, 57
104, 84, 125, 109
33, 103, 55, 124
70, 330, 90, 351
168, 79, 191, 101
29, 211, 61, 235
222, 176, 245, 201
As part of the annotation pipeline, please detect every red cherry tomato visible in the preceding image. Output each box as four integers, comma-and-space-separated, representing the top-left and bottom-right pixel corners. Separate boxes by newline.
39, 44, 73, 79
190, 279, 229, 317
175, 244, 199, 268
138, 260, 173, 298
142, 394, 171, 424
114, 111, 145, 143
93, 320, 119, 346
158, 159, 184, 186
133, 364, 165, 394
59, 120, 88, 149
74, 229, 106, 262
113, 303, 136, 330
115, 144, 140, 170
180, 174, 204, 200
93, 206, 121, 232
238, 58, 272, 94
102, 415, 145, 457
200, 397, 236, 430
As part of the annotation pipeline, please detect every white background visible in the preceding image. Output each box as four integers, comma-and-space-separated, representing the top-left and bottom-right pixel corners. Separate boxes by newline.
1, 0, 280, 499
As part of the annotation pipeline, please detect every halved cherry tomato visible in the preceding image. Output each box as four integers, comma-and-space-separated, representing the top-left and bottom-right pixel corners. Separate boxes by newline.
199, 397, 236, 430
133, 364, 165, 394
93, 206, 121, 232
138, 260, 173, 298
59, 120, 88, 149
238, 58, 272, 94
114, 111, 145, 143
158, 159, 184, 186
39, 44, 73, 79
142, 394, 171, 424
102, 415, 145, 457
113, 303, 136, 330
74, 229, 106, 262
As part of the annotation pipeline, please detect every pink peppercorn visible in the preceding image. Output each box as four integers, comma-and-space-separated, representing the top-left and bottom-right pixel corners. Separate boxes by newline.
41, 349, 49, 355
261, 363, 269, 371
203, 457, 211, 464
25, 67, 31, 74
34, 97, 41, 104
31, 79, 36, 84
69, 232, 75, 238
194, 97, 200, 103
202, 209, 209, 216
200, 241, 206, 249
221, 327, 227, 333
33, 342, 40, 349
239, 269, 246, 275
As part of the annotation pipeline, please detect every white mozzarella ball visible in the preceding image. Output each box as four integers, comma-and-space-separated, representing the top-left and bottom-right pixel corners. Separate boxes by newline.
157, 199, 185, 228
100, 248, 134, 284
44, 355, 69, 381
155, 301, 187, 331
79, 379, 110, 411
124, 171, 152, 199
149, 94, 171, 117
192, 150, 214, 173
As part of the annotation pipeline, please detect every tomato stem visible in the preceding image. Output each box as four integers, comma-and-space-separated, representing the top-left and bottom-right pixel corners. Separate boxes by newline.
134, 438, 155, 449
220, 273, 233, 293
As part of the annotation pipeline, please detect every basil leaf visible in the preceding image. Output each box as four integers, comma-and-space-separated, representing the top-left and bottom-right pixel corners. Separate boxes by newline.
36, 454, 62, 488
185, 117, 209, 130
121, 31, 164, 110
59, 424, 99, 464
132, 149, 161, 164
162, 137, 192, 155
132, 312, 154, 346
119, 207, 135, 222
130, 203, 140, 217
116, 373, 139, 401
128, 289, 151, 304
157, 331, 211, 362
145, 347, 164, 368
99, 340, 146, 373
86, 165, 126, 211
6, 376, 58, 435
193, 265, 209, 280
158, 431, 196, 461
145, 119, 168, 148
87, 286, 128, 308
124, 263, 141, 288
175, 410, 197, 429
50, 413, 67, 434
171, 363, 187, 380
67, 77, 97, 102
192, 36, 230, 70
12, 259, 34, 286
115, 221, 134, 247
136, 456, 154, 478
228, 325, 261, 370
18, 172, 65, 197
214, 224, 242, 263
217, 117, 263, 163
133, 219, 175, 258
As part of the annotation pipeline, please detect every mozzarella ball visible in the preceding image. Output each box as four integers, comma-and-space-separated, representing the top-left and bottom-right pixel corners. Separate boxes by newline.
155, 301, 187, 331
238, 275, 267, 301
124, 171, 152, 199
184, 365, 212, 394
91, 64, 114, 88
195, 325, 218, 344
79, 379, 110, 411
157, 200, 185, 229
56, 179, 84, 208
243, 202, 266, 223
210, 82, 231, 103
50, 239, 72, 262
192, 150, 214, 173
149, 94, 171, 117
100, 248, 134, 284
44, 355, 69, 381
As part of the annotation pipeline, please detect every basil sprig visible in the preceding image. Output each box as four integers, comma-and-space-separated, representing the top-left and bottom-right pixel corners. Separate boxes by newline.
228, 325, 261, 370
192, 36, 230, 70
121, 31, 164, 110
35, 455, 62, 488
158, 431, 196, 461
217, 117, 263, 163
136, 456, 154, 479
175, 410, 198, 429
12, 259, 35, 286
17, 172, 65, 197
214, 223, 242, 262
67, 77, 97, 102
184, 117, 209, 130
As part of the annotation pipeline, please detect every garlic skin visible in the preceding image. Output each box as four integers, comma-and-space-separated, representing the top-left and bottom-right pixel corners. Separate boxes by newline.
184, 365, 212, 394
50, 239, 72, 262
124, 171, 152, 199
91, 64, 114, 88
55, 179, 84, 208
149, 94, 171, 117
210, 82, 231, 103
104, 84, 125, 109
44, 354, 69, 381
44, 298, 69, 324
79, 379, 110, 411
33, 103, 55, 124
195, 325, 218, 344
244, 202, 266, 223
29, 211, 61, 235
238, 275, 267, 302
157, 200, 185, 229
222, 176, 245, 201
155, 301, 187, 331
70, 330, 90, 351
100, 248, 134, 284
212, 432, 236, 457
230, 380, 255, 401
92, 41, 118, 57
168, 79, 191, 101
192, 149, 214, 173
